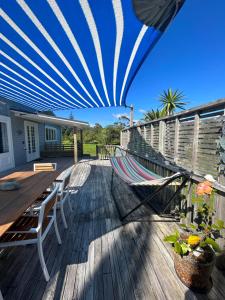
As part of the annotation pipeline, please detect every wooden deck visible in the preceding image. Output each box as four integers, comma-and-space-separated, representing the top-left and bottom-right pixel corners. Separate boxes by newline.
0, 159, 225, 299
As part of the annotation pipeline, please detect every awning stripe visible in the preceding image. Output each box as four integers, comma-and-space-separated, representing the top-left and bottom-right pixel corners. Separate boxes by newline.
112, 0, 124, 107
17, 0, 98, 108
1, 51, 83, 108
48, 0, 104, 107
1, 69, 72, 108
0, 76, 66, 109
0, 89, 46, 111
0, 1, 184, 111
80, 0, 111, 107
1, 34, 88, 107
1, 8, 93, 108
119, 25, 148, 106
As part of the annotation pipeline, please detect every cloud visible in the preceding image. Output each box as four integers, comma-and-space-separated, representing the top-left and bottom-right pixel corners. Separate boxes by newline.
139, 109, 146, 114
112, 113, 129, 119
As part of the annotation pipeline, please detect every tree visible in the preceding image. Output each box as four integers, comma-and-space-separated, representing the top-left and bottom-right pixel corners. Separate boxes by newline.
41, 110, 55, 116
69, 111, 74, 120
159, 88, 186, 116
142, 109, 166, 121
118, 114, 130, 125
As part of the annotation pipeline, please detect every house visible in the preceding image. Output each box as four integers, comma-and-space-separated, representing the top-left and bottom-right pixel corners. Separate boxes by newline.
0, 97, 88, 172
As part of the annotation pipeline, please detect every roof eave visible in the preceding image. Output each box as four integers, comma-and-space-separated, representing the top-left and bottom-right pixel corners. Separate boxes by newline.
11, 110, 89, 129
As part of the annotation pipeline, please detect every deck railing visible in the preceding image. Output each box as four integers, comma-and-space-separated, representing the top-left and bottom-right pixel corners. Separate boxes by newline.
97, 144, 118, 159
41, 142, 82, 158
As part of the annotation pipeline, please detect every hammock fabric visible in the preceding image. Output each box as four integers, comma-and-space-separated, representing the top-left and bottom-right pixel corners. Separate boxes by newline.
0, 0, 185, 111
110, 155, 189, 221
110, 156, 180, 186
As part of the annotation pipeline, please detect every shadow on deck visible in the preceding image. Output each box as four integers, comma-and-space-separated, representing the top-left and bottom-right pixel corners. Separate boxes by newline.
0, 159, 225, 299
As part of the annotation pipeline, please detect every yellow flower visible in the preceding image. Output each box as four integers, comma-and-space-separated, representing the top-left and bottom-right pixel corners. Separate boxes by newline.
188, 235, 201, 246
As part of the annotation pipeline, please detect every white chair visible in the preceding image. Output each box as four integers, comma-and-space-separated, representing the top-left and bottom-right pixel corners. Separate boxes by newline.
55, 169, 73, 229
33, 163, 57, 171
0, 185, 61, 282
32, 169, 73, 229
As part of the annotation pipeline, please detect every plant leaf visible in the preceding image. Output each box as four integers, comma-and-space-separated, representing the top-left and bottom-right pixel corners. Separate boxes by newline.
179, 223, 187, 229
174, 242, 182, 255
164, 234, 178, 244
216, 219, 225, 229
180, 243, 190, 255
205, 238, 221, 253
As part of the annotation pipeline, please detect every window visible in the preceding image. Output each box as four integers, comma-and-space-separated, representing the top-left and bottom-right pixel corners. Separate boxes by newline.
0, 122, 9, 153
45, 126, 57, 142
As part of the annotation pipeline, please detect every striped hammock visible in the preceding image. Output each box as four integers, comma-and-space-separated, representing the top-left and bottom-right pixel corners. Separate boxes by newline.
110, 156, 180, 186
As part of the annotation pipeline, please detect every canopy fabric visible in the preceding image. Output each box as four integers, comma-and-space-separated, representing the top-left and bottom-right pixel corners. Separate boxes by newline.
0, 0, 184, 111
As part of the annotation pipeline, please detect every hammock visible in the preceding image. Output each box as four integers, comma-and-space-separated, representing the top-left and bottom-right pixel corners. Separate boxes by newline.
110, 156, 181, 186
110, 156, 189, 221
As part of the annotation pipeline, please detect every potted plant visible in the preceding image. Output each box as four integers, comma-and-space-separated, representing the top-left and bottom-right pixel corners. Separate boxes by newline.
164, 178, 225, 293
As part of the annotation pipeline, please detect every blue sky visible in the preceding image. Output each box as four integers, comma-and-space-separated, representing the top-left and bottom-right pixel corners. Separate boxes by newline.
56, 0, 225, 126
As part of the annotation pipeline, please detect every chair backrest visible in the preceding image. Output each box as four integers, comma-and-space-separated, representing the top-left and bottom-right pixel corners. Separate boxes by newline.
38, 185, 59, 230
34, 163, 57, 172
57, 169, 72, 200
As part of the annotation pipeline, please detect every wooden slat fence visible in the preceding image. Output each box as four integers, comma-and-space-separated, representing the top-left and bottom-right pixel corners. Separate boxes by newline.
121, 99, 225, 178
120, 99, 225, 248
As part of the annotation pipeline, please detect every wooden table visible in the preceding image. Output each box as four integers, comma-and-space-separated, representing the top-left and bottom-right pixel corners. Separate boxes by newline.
0, 170, 60, 237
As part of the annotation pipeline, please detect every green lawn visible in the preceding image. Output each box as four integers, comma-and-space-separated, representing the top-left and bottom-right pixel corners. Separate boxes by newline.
83, 143, 98, 157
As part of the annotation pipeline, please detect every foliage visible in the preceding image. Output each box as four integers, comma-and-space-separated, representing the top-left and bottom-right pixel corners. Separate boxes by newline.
62, 121, 125, 146
164, 180, 225, 256
219, 122, 225, 174
118, 114, 130, 125
61, 112, 75, 144
41, 110, 56, 116
142, 109, 166, 121
159, 88, 186, 116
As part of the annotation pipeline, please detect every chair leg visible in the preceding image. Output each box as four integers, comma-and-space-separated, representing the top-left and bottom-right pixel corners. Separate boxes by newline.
68, 193, 73, 212
54, 217, 62, 245
0, 289, 3, 300
60, 203, 68, 229
37, 238, 50, 282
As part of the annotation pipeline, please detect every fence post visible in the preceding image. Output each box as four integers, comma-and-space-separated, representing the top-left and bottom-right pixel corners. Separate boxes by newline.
192, 113, 200, 172
159, 120, 166, 155
174, 117, 180, 164
120, 131, 123, 147
150, 124, 154, 147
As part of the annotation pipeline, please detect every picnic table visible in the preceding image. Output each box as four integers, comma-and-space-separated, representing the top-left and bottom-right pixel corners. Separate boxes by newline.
0, 170, 60, 237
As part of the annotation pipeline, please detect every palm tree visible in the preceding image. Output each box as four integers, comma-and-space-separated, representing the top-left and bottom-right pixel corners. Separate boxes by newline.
142, 109, 166, 121
159, 88, 186, 116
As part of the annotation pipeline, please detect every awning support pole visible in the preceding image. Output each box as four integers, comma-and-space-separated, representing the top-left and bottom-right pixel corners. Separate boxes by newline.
73, 127, 78, 164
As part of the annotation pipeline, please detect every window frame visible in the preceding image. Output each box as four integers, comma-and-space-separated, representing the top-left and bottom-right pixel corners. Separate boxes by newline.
45, 126, 57, 142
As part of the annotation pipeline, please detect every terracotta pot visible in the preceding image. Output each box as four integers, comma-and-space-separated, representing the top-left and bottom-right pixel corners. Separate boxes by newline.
174, 251, 215, 293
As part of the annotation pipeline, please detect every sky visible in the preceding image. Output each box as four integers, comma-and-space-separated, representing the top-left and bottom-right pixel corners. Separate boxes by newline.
55, 0, 225, 126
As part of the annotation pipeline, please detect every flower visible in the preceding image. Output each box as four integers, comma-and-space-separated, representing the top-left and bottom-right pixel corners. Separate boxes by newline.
196, 181, 213, 196
188, 235, 201, 246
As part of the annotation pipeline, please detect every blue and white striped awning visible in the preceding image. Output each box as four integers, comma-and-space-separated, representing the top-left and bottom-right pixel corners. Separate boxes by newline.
0, 1, 184, 111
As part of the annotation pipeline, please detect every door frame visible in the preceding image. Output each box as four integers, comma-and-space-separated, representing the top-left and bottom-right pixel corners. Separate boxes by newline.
24, 121, 40, 162
0, 115, 15, 171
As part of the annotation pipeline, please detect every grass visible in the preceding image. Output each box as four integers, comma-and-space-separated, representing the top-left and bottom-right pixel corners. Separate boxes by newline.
83, 143, 98, 157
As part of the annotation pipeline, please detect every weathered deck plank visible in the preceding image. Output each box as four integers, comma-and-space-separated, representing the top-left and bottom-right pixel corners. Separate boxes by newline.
0, 159, 225, 300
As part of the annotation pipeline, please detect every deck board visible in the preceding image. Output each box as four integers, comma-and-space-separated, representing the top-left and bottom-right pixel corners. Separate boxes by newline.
0, 159, 225, 300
